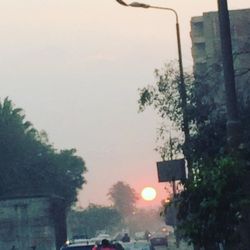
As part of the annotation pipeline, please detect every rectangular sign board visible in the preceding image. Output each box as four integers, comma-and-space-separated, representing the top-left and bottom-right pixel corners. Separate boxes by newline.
157, 159, 186, 182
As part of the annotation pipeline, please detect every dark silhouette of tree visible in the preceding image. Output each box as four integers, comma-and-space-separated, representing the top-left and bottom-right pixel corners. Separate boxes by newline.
138, 62, 250, 249
68, 204, 122, 237
108, 181, 137, 218
0, 97, 86, 208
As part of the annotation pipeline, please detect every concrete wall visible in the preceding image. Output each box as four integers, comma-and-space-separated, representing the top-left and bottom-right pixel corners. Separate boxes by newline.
0, 195, 66, 250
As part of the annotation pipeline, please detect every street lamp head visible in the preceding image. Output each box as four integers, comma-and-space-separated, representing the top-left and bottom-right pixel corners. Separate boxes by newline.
115, 0, 150, 8
115, 0, 128, 6
130, 2, 150, 8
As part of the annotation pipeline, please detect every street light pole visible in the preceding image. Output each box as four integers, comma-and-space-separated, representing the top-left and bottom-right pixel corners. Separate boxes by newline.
115, 0, 190, 170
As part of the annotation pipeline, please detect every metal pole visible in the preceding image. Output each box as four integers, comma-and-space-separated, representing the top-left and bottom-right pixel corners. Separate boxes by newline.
115, 0, 191, 170
149, 5, 191, 172
175, 21, 190, 164
217, 2, 249, 249
217, 0, 241, 149
151, 6, 191, 172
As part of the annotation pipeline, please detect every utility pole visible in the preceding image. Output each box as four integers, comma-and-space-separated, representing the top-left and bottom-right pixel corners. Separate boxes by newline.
217, 1, 250, 249
217, 0, 241, 150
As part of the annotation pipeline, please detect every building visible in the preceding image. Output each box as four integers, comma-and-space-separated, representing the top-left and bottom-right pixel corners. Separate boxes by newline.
190, 8, 250, 111
0, 195, 67, 250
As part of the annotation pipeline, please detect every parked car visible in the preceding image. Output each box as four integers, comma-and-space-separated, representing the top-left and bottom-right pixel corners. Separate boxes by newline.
134, 232, 146, 241
60, 240, 95, 250
149, 234, 168, 249
122, 240, 150, 250
95, 233, 111, 241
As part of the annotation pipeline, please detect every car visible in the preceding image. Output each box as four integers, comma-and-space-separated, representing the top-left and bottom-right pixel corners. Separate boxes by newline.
95, 233, 111, 241
134, 232, 146, 241
149, 235, 168, 249
121, 240, 150, 250
60, 240, 95, 250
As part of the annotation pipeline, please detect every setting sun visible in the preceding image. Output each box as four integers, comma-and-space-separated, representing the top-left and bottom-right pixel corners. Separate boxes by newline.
141, 187, 157, 201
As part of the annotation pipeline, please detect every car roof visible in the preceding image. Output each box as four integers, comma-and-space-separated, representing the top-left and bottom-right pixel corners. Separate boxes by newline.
61, 242, 95, 250
67, 243, 94, 247
71, 239, 95, 244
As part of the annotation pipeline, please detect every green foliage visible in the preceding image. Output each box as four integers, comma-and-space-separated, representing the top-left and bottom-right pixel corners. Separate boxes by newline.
139, 62, 181, 126
155, 124, 182, 161
68, 204, 122, 237
0, 97, 86, 208
138, 62, 250, 247
138, 62, 193, 159
138, 62, 193, 128
177, 156, 247, 246
108, 181, 138, 218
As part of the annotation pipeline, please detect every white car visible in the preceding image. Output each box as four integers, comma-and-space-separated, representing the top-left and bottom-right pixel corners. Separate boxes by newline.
95, 234, 111, 241
122, 240, 150, 250
60, 240, 95, 250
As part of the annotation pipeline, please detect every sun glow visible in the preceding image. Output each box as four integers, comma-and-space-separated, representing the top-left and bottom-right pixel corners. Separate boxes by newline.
141, 187, 157, 201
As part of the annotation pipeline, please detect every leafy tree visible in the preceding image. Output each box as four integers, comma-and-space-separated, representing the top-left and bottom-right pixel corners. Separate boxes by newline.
138, 62, 193, 127
138, 63, 250, 248
0, 97, 86, 208
155, 124, 182, 161
178, 156, 247, 248
138, 61, 193, 160
108, 181, 138, 218
67, 204, 122, 237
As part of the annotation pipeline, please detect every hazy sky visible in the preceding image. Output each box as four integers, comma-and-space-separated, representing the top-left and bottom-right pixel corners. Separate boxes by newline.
1, 0, 249, 208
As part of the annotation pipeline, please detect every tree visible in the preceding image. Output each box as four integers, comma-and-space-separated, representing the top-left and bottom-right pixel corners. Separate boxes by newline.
138, 61, 193, 160
108, 181, 138, 218
155, 124, 182, 161
67, 204, 122, 237
138, 63, 250, 249
0, 97, 87, 208
138, 62, 190, 128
